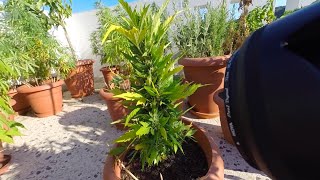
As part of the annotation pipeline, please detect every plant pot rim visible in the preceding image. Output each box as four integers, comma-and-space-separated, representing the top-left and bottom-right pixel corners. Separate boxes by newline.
100, 66, 118, 72
178, 55, 230, 67
103, 118, 224, 180
17, 80, 64, 94
8, 88, 18, 95
76, 59, 95, 66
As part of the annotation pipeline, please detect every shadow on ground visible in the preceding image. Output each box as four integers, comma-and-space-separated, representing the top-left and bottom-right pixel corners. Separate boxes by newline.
2, 95, 123, 180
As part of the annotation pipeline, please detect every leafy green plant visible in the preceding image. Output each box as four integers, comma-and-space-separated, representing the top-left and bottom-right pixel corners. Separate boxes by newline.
174, 1, 230, 57
103, 0, 201, 169
2, 0, 75, 86
246, 0, 276, 32
90, 2, 130, 69
0, 59, 24, 144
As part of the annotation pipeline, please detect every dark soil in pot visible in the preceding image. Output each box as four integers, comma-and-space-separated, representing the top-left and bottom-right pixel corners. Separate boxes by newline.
121, 139, 208, 180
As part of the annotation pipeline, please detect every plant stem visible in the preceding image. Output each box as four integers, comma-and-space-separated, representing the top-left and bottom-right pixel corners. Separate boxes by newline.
121, 162, 139, 180
62, 24, 77, 61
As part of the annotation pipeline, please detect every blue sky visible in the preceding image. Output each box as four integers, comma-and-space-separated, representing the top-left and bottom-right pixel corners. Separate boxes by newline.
71, 0, 288, 13
71, 0, 137, 13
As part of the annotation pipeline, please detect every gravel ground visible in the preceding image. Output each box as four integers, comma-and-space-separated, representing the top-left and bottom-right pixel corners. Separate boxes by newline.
2, 91, 270, 180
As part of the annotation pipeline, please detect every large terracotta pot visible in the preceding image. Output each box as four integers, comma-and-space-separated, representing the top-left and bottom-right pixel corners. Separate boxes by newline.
100, 66, 118, 85
103, 118, 224, 180
8, 89, 30, 115
65, 59, 95, 98
99, 89, 129, 130
17, 80, 64, 118
214, 89, 234, 145
178, 56, 229, 119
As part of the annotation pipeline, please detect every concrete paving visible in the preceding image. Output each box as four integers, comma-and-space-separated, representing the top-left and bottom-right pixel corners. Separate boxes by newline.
2, 91, 270, 180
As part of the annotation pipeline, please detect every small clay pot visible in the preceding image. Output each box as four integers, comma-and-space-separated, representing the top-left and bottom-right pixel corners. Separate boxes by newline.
214, 89, 234, 145
65, 59, 95, 98
178, 56, 229, 119
103, 118, 224, 180
100, 66, 119, 85
8, 89, 30, 115
99, 89, 129, 130
17, 80, 64, 118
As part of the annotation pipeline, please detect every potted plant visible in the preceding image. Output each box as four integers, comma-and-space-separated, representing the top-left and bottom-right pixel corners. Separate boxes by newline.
99, 75, 131, 130
174, 2, 232, 119
24, 0, 95, 99
3, 0, 75, 118
0, 57, 24, 175
212, 0, 277, 143
90, 2, 130, 86
101, 0, 223, 179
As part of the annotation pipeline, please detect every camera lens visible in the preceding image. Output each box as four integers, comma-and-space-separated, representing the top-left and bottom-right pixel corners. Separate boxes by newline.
223, 4, 320, 179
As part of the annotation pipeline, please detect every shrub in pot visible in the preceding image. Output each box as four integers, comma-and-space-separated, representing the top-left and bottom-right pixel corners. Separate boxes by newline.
101, 0, 223, 179
174, 2, 232, 119
3, 1, 75, 118
90, 3, 131, 86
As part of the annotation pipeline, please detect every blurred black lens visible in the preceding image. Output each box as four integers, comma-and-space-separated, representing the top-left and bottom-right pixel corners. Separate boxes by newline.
223, 3, 320, 180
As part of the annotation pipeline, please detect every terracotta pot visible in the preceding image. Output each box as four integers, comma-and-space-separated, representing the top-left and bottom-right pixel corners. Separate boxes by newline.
99, 89, 129, 130
65, 59, 95, 98
103, 118, 224, 180
100, 66, 118, 85
178, 56, 229, 119
8, 89, 30, 115
17, 80, 64, 118
214, 89, 234, 145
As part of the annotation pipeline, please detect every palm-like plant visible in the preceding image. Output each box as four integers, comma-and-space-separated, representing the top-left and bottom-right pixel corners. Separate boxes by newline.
102, 0, 201, 169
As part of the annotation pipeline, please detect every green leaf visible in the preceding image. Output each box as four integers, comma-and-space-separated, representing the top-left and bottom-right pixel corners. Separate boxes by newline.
109, 146, 126, 156
173, 144, 178, 153
125, 108, 140, 126
160, 127, 167, 140
115, 130, 136, 143
134, 143, 145, 150
144, 86, 157, 96
136, 126, 150, 136
140, 121, 149, 127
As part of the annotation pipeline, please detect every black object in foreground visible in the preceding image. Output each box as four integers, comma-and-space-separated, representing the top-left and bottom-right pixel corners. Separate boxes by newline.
223, 3, 320, 180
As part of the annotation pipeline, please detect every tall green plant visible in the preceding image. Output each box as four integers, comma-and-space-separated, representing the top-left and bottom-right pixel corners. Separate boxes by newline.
90, 2, 129, 67
102, 0, 201, 169
246, 0, 276, 32
3, 0, 74, 86
174, 2, 230, 57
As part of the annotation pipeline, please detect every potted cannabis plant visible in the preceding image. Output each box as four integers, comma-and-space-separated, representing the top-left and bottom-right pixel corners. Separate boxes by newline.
91, 2, 130, 86
174, 2, 231, 119
0, 59, 24, 175
3, 0, 75, 118
214, 0, 276, 144
0, 6, 36, 115
102, 1, 223, 179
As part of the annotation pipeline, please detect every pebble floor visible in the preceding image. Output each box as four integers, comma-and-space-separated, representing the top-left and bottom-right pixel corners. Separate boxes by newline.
2, 92, 270, 180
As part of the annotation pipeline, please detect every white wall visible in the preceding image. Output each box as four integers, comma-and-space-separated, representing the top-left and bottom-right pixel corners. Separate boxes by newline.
286, 0, 317, 10
53, 0, 313, 78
